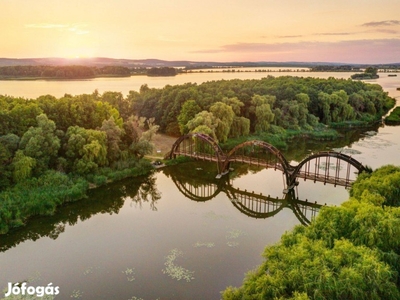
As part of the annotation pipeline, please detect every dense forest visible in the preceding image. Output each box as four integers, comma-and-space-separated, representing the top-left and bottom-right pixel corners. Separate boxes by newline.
130, 76, 394, 141
0, 76, 395, 234
0, 91, 159, 233
147, 67, 177, 76
0, 65, 132, 79
222, 165, 400, 299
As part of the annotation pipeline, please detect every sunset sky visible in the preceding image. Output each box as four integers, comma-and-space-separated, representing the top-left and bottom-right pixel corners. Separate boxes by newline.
1, 0, 400, 63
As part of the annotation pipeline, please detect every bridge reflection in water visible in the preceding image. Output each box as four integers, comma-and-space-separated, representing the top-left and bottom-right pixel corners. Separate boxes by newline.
168, 133, 366, 190
168, 170, 322, 226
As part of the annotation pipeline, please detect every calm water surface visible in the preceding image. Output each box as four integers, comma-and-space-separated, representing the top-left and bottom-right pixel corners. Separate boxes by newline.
0, 67, 351, 99
0, 71, 399, 299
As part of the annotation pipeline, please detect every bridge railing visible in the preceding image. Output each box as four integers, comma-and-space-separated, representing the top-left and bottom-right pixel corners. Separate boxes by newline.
168, 134, 366, 189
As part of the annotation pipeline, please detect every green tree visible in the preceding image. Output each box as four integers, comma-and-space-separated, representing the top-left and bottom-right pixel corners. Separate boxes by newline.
210, 102, 235, 143
100, 116, 123, 162
255, 103, 274, 132
12, 150, 36, 182
177, 100, 201, 134
187, 111, 218, 141
19, 114, 60, 174
229, 116, 250, 138
65, 126, 108, 174
223, 237, 399, 300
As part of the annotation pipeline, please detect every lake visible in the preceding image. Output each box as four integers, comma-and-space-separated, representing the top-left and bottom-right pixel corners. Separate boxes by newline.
0, 70, 399, 299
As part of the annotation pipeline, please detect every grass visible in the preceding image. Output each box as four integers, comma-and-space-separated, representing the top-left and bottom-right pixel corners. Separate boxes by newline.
385, 107, 400, 125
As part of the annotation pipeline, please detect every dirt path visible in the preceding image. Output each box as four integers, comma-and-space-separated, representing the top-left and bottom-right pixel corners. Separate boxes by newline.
149, 133, 177, 159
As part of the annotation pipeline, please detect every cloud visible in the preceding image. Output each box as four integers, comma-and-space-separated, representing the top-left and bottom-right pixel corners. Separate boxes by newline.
25, 23, 89, 34
315, 32, 352, 36
276, 35, 304, 39
375, 28, 398, 34
362, 20, 400, 27
192, 39, 400, 63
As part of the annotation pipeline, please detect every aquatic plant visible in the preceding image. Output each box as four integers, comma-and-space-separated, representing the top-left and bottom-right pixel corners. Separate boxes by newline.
0, 292, 54, 300
226, 229, 246, 247
70, 289, 83, 298
193, 242, 215, 248
162, 249, 195, 282
227, 241, 239, 247
122, 268, 136, 282
226, 229, 245, 240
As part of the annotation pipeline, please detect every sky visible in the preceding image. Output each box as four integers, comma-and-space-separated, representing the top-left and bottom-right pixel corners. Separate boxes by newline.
1, 0, 400, 63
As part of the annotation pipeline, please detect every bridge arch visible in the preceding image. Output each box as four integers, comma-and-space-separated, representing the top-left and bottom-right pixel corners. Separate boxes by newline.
291, 151, 366, 188
168, 133, 226, 173
223, 140, 292, 185
171, 177, 222, 202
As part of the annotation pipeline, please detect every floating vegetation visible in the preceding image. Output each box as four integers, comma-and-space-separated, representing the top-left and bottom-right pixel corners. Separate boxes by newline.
162, 249, 195, 282
83, 267, 93, 276
83, 266, 101, 276
226, 229, 245, 240
226, 241, 239, 247
194, 242, 215, 248
225, 229, 246, 247
70, 290, 83, 299
122, 268, 136, 282
0, 292, 55, 300
203, 211, 230, 220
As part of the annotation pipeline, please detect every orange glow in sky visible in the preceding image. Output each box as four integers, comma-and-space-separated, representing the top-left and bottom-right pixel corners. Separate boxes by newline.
1, 0, 400, 63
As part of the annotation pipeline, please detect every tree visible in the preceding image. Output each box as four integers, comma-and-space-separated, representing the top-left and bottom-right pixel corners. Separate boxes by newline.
100, 117, 123, 162
0, 143, 12, 188
177, 100, 201, 134
12, 150, 36, 182
121, 116, 159, 159
210, 102, 235, 143
255, 103, 274, 132
223, 237, 399, 300
19, 114, 60, 174
249, 94, 276, 131
187, 111, 218, 141
221, 97, 244, 115
229, 116, 250, 138
65, 126, 108, 174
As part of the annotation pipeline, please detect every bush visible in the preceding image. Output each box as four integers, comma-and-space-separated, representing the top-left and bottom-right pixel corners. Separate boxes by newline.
0, 171, 89, 234
222, 166, 400, 299
93, 175, 107, 186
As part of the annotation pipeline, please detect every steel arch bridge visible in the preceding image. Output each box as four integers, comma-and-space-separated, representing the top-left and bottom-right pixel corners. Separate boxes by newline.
167, 133, 366, 189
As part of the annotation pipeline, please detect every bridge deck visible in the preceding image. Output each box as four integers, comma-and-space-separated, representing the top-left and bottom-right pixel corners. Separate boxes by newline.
173, 151, 356, 187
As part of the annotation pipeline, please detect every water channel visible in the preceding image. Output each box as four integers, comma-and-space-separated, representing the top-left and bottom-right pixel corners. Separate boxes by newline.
0, 70, 399, 299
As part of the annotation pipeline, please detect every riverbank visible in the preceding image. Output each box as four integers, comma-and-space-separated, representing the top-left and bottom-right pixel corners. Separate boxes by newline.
0, 159, 154, 235
385, 107, 400, 125
222, 165, 400, 299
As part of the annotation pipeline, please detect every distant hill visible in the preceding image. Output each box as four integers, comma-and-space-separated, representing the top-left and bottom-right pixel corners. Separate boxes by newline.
0, 57, 399, 69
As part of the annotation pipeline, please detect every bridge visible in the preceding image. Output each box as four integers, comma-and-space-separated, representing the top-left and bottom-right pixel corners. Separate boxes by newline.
167, 133, 366, 189
168, 173, 321, 225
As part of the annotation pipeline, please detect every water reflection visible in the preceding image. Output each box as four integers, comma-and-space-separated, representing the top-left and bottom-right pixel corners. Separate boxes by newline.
0, 175, 151, 252
0, 163, 325, 253
128, 175, 161, 211
163, 163, 322, 225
